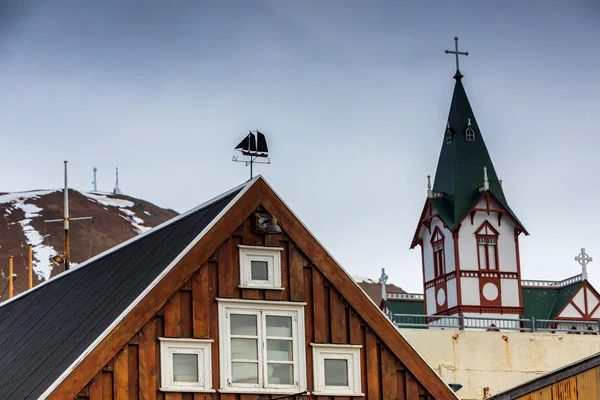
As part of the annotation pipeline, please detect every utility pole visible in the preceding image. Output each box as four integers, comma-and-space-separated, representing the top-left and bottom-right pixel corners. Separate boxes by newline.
45, 161, 93, 270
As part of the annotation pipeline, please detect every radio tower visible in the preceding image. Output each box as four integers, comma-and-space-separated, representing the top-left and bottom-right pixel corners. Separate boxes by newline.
113, 166, 122, 195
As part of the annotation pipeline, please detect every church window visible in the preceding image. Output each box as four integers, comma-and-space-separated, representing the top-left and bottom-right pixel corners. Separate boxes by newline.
475, 222, 499, 270
431, 227, 446, 278
465, 127, 475, 141
445, 129, 452, 144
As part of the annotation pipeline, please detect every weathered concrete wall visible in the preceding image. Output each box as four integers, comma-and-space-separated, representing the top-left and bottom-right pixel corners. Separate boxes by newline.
399, 328, 600, 400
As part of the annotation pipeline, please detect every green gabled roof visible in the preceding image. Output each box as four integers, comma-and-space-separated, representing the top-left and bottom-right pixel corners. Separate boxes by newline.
383, 299, 425, 315
431, 72, 526, 232
521, 281, 583, 320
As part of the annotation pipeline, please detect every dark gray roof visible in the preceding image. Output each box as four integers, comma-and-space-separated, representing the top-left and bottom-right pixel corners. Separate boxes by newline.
488, 351, 600, 400
0, 182, 246, 399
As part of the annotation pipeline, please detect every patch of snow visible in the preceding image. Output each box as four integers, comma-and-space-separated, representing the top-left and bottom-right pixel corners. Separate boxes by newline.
0, 190, 59, 280
83, 191, 153, 234
82, 192, 134, 208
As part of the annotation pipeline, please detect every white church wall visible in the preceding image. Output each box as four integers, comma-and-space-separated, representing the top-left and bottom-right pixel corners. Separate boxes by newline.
558, 303, 582, 318
457, 211, 518, 273
398, 328, 600, 400
421, 218, 455, 283
573, 288, 585, 310
462, 312, 520, 330
426, 286, 436, 314
447, 278, 458, 308
587, 288, 599, 311
461, 277, 480, 305
500, 279, 520, 307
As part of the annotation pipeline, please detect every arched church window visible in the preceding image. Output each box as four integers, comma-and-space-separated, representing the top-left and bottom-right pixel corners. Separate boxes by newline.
445, 129, 452, 144
431, 227, 446, 278
465, 127, 475, 141
475, 221, 499, 270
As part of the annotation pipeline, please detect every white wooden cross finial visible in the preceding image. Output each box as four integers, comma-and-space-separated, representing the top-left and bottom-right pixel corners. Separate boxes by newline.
445, 36, 469, 72
575, 248, 593, 281
379, 268, 389, 300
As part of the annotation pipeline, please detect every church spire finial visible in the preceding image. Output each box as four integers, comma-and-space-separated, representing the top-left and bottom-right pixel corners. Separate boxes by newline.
445, 36, 469, 79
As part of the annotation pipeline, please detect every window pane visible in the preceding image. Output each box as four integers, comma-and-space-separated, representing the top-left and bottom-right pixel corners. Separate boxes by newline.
266, 316, 292, 337
267, 363, 293, 385
267, 339, 293, 361
231, 314, 257, 336
324, 359, 349, 386
231, 338, 258, 360
232, 362, 259, 384
172, 353, 198, 383
250, 260, 269, 281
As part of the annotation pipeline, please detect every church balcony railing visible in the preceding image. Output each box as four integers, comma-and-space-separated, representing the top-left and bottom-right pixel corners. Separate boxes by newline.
521, 274, 582, 288
386, 293, 424, 300
389, 312, 600, 334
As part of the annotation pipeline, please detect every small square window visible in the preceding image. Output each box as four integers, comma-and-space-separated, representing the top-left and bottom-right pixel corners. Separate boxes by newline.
311, 344, 363, 396
238, 245, 284, 290
159, 338, 214, 393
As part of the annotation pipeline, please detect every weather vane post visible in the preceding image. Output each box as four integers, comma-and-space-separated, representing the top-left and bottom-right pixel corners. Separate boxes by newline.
445, 36, 469, 74
232, 129, 271, 179
44, 161, 93, 271
575, 248, 593, 281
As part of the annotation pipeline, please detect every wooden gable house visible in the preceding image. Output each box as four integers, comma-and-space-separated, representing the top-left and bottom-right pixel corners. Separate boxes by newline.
0, 176, 455, 400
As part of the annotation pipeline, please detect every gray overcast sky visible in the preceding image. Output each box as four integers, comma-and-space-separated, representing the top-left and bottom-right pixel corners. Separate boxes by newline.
1, 1, 600, 292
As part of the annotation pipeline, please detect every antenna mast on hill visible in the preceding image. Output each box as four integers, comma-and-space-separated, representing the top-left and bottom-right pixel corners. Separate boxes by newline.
232, 129, 271, 179
92, 167, 98, 192
45, 161, 94, 271
113, 166, 122, 195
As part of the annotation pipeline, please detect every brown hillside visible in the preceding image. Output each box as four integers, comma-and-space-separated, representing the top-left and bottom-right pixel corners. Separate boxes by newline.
0, 189, 178, 297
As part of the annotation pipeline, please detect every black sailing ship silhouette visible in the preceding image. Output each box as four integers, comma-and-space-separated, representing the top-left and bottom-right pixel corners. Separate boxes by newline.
232, 129, 271, 179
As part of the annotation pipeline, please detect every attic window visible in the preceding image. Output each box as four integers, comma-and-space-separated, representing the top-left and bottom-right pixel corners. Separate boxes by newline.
445, 129, 452, 144
159, 338, 213, 392
238, 245, 283, 290
311, 344, 363, 396
465, 127, 475, 141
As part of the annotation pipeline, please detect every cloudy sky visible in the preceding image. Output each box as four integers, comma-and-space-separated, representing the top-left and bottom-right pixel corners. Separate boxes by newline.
1, 1, 599, 292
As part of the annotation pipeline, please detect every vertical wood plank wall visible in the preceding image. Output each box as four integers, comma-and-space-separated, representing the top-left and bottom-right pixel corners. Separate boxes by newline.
75, 212, 433, 400
514, 366, 600, 400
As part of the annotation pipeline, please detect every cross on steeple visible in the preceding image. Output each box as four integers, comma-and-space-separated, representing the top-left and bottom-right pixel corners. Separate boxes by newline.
575, 248, 593, 281
445, 36, 469, 76
378, 268, 388, 300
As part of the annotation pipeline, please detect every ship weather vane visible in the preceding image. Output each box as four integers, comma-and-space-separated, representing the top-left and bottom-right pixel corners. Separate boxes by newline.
232, 129, 271, 179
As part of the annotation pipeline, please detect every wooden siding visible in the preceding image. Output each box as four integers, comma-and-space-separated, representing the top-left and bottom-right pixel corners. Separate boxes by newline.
514, 366, 600, 400
75, 210, 434, 400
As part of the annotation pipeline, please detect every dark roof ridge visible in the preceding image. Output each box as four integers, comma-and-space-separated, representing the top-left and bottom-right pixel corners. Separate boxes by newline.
0, 177, 256, 310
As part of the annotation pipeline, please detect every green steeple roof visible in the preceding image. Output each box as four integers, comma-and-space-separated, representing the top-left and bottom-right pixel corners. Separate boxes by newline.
431, 72, 526, 232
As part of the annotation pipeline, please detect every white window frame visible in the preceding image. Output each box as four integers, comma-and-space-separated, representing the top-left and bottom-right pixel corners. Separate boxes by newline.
311, 344, 363, 396
466, 127, 475, 141
238, 245, 284, 290
445, 129, 452, 144
217, 298, 307, 394
158, 338, 214, 393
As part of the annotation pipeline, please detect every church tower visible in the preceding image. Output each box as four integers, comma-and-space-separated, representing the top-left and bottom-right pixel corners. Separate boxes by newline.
411, 38, 528, 326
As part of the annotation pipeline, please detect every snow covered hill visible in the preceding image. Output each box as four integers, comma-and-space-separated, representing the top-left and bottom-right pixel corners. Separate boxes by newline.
0, 189, 178, 296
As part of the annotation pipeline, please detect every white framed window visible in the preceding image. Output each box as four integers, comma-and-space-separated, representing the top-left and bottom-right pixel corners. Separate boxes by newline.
238, 245, 284, 290
466, 127, 475, 141
311, 344, 363, 396
158, 338, 214, 393
445, 129, 452, 144
217, 298, 307, 394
